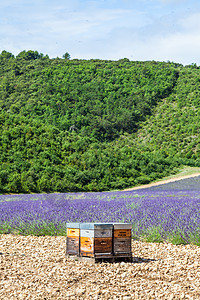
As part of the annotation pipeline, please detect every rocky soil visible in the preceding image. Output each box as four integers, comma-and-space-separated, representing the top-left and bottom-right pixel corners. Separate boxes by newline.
0, 234, 199, 299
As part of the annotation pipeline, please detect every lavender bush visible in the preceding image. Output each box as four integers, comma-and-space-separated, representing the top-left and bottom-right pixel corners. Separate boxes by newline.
0, 176, 200, 245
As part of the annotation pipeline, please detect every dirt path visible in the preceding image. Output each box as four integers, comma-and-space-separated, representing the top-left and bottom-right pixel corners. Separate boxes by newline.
123, 173, 200, 191
0, 234, 200, 299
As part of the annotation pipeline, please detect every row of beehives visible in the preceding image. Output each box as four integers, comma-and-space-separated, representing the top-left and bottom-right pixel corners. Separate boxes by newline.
66, 223, 132, 259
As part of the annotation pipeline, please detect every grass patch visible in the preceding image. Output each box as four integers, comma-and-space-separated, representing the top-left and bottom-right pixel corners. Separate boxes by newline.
0, 221, 66, 236
141, 228, 164, 243
156, 166, 200, 182
1, 221, 200, 246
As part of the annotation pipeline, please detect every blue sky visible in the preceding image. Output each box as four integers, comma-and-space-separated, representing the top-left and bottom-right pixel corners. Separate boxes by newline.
1, 0, 200, 64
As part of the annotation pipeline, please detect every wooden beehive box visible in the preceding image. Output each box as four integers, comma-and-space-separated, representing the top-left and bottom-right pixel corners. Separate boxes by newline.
80, 223, 113, 258
66, 223, 80, 256
113, 223, 132, 257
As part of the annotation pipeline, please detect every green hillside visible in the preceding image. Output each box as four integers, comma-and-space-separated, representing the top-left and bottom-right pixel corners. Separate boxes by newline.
0, 50, 199, 193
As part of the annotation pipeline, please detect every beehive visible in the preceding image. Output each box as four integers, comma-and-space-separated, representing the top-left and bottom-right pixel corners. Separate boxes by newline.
66, 223, 80, 256
113, 223, 132, 257
80, 223, 113, 258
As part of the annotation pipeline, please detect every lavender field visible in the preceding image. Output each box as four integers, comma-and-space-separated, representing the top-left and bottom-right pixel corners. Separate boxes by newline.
0, 176, 200, 245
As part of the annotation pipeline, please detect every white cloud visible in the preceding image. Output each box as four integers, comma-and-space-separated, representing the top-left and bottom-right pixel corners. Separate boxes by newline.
106, 13, 200, 64
71, 8, 200, 65
0, 3, 151, 58
134, 32, 200, 64
0, 0, 200, 64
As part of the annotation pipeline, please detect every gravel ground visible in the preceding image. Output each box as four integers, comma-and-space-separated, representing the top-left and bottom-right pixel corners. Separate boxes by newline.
0, 234, 199, 300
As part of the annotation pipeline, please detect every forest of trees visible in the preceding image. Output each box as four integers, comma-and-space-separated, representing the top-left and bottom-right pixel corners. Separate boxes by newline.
0, 50, 199, 193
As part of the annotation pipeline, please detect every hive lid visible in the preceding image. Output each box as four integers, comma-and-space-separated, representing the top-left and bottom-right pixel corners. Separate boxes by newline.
113, 223, 132, 229
66, 223, 80, 228
80, 223, 113, 229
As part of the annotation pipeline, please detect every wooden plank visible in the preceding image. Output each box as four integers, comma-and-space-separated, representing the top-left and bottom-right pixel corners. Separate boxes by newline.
66, 222, 80, 229
80, 251, 94, 257
113, 223, 132, 230
80, 237, 113, 256
80, 228, 112, 238
94, 224, 113, 230
114, 229, 131, 238
114, 253, 132, 258
95, 229, 112, 238
67, 228, 80, 238
80, 223, 113, 230
113, 238, 131, 254
80, 229, 94, 238
67, 255, 132, 263
72, 256, 115, 263
94, 237, 112, 253
80, 237, 94, 256
94, 253, 113, 258
66, 237, 80, 255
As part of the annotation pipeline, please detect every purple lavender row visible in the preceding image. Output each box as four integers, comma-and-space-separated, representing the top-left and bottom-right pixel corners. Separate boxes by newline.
0, 189, 199, 244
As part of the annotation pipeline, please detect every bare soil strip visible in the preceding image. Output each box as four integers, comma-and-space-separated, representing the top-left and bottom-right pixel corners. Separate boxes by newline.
0, 234, 199, 299
123, 173, 200, 191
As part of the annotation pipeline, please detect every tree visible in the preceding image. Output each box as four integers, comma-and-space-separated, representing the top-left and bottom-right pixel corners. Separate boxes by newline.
0, 50, 14, 60
16, 50, 44, 60
63, 52, 71, 60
